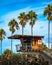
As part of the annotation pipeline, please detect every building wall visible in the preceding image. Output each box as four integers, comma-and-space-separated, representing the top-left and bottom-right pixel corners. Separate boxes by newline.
20, 38, 42, 51
32, 39, 42, 51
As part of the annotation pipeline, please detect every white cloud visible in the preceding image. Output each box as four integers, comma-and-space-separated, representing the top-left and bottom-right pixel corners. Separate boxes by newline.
33, 20, 48, 35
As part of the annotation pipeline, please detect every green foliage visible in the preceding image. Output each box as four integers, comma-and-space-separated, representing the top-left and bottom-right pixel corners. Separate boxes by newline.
9, 26, 15, 34
42, 42, 48, 50
43, 61, 49, 65
1, 49, 12, 62
8, 19, 19, 34
18, 12, 28, 27
0, 28, 6, 40
3, 49, 12, 55
2, 54, 7, 61
27, 10, 37, 26
44, 4, 52, 20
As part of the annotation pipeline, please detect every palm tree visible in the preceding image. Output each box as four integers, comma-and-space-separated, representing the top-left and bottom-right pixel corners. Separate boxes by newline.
0, 28, 6, 55
44, 4, 52, 48
18, 12, 28, 35
27, 10, 37, 35
8, 19, 19, 52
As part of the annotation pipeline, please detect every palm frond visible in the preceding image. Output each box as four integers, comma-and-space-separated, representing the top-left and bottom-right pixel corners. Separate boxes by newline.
8, 19, 19, 33
9, 26, 15, 34
18, 12, 28, 27
44, 4, 52, 17
0, 28, 6, 40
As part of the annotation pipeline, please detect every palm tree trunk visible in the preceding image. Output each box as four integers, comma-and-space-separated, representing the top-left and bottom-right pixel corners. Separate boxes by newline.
22, 26, 24, 35
31, 26, 33, 51
0, 40, 2, 65
48, 20, 50, 48
1, 40, 2, 55
22, 26, 24, 65
11, 39, 12, 52
31, 26, 33, 35
11, 32, 13, 64
11, 33, 13, 53
22, 26, 24, 50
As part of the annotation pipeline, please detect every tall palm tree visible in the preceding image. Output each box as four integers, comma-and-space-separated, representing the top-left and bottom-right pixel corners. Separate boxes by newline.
18, 12, 28, 35
44, 4, 52, 48
0, 28, 6, 55
27, 10, 37, 35
8, 19, 19, 52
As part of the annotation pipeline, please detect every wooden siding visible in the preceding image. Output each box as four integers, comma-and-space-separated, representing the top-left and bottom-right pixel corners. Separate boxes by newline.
32, 39, 42, 51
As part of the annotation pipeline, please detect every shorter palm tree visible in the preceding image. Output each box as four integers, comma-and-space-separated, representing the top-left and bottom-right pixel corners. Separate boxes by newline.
0, 28, 6, 55
8, 19, 19, 52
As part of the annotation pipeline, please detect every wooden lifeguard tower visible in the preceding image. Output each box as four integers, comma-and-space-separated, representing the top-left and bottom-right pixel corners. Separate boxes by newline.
8, 34, 44, 52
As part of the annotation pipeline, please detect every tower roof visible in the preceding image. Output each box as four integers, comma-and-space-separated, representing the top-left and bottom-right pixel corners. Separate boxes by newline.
8, 34, 44, 39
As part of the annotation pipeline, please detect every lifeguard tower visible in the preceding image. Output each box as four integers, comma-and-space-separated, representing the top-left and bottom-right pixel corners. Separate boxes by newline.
8, 34, 44, 52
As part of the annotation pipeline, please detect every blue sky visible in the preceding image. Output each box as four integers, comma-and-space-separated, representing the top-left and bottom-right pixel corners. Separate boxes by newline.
0, 0, 52, 54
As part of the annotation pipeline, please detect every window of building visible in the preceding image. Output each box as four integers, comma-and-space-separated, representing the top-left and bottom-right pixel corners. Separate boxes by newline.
32, 40, 36, 46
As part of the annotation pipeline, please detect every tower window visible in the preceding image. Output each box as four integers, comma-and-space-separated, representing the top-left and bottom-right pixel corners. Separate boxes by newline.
32, 40, 36, 46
